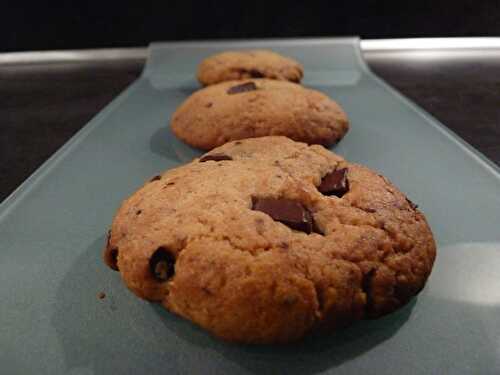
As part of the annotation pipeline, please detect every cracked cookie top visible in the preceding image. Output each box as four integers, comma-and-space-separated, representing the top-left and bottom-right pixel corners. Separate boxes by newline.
105, 136, 436, 343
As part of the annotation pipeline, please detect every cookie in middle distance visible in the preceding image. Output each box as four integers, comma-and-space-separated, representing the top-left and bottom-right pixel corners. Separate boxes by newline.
170, 79, 349, 150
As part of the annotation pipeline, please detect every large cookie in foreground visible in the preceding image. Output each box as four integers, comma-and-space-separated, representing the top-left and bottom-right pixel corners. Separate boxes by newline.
197, 49, 303, 86
171, 79, 349, 150
104, 137, 436, 343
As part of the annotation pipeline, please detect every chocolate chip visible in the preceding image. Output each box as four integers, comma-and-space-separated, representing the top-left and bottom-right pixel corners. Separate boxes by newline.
205, 102, 213, 108
199, 153, 233, 162
362, 268, 376, 315
318, 168, 349, 197
252, 197, 314, 234
227, 81, 257, 95
282, 295, 298, 305
149, 247, 175, 282
104, 247, 119, 271
279, 242, 289, 250
150, 175, 161, 182
405, 197, 418, 210
98, 292, 106, 300
103, 230, 119, 270
136, 209, 142, 215
249, 69, 264, 78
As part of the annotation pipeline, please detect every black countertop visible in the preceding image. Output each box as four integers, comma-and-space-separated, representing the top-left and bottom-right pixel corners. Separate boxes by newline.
1, 44, 499, 202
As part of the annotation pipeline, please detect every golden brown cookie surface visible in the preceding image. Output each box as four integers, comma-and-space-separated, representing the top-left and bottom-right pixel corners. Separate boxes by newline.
197, 50, 303, 86
171, 79, 349, 150
105, 137, 436, 343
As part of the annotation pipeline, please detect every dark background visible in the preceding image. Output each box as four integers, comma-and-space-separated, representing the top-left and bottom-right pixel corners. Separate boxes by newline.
2, 0, 500, 52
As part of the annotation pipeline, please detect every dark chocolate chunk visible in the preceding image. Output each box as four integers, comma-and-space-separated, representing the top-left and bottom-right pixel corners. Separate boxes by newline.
249, 69, 264, 78
227, 81, 257, 95
361, 268, 377, 315
149, 247, 175, 282
104, 247, 119, 271
150, 175, 162, 182
252, 197, 314, 234
279, 242, 289, 250
405, 197, 418, 210
199, 153, 233, 162
103, 230, 119, 270
318, 168, 349, 197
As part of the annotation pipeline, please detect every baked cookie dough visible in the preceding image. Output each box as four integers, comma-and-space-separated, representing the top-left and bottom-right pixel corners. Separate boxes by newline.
197, 50, 303, 86
171, 79, 349, 150
104, 136, 436, 343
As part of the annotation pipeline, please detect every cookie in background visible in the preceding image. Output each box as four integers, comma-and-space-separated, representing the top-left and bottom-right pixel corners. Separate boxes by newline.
197, 50, 303, 86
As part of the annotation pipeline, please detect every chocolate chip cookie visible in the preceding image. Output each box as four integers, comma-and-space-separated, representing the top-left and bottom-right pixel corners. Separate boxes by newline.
104, 136, 436, 343
171, 79, 349, 150
197, 50, 303, 86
